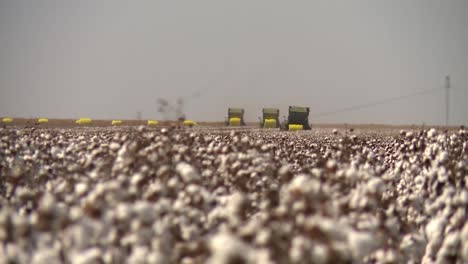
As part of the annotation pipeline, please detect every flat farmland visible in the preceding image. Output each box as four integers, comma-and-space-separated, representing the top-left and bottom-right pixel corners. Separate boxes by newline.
0, 125, 466, 263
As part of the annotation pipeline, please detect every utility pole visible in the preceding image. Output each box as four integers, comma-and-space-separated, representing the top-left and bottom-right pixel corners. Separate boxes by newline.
445, 75, 450, 127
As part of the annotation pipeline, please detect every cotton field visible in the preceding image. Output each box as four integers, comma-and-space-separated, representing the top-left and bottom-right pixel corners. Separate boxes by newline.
0, 126, 466, 264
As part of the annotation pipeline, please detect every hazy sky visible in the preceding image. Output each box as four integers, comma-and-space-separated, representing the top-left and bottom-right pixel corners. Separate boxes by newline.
1, 0, 467, 125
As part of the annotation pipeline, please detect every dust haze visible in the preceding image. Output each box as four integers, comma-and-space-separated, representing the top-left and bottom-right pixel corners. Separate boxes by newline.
0, 0, 467, 125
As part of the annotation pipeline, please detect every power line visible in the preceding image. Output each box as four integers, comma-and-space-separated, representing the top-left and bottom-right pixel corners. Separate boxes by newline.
313, 86, 444, 118
445, 75, 450, 126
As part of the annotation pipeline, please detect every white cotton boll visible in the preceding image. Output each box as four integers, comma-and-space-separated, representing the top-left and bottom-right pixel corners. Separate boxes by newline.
185, 184, 199, 195
167, 177, 181, 191
71, 247, 102, 264
226, 192, 246, 225
75, 183, 88, 196
455, 190, 468, 205
427, 129, 437, 139
384, 217, 401, 237
426, 217, 446, 241
102, 248, 125, 264
345, 167, 358, 180
4, 244, 28, 264
289, 236, 312, 263
238, 218, 261, 238
374, 249, 399, 264
38, 193, 56, 213
311, 243, 330, 264
131, 173, 145, 186
32, 248, 61, 264
437, 151, 449, 164
181, 224, 199, 241
15, 186, 35, 202
133, 201, 155, 224
288, 174, 309, 193
449, 208, 466, 229
69, 206, 83, 222
112, 144, 133, 172
127, 246, 149, 264
207, 231, 255, 264
109, 142, 120, 151
288, 174, 321, 200
253, 249, 275, 264
254, 228, 271, 246
437, 167, 449, 183
176, 162, 200, 183
292, 200, 306, 213
11, 214, 28, 239
120, 233, 139, 248
367, 151, 376, 161
365, 178, 385, 195
115, 204, 132, 221
437, 134, 447, 144
400, 233, 426, 262
461, 223, 468, 262
326, 159, 337, 171
436, 232, 460, 263
146, 251, 168, 264
304, 216, 347, 241
348, 230, 379, 261
423, 218, 446, 261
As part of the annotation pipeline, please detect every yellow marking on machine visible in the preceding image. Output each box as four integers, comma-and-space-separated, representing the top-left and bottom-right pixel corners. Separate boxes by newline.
264, 118, 277, 128
288, 124, 304, 131
229, 117, 241, 126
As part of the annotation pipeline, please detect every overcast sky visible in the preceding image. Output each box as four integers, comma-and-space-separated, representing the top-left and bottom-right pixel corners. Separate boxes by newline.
0, 0, 467, 125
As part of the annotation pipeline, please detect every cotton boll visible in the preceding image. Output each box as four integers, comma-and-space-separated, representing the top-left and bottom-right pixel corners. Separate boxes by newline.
436, 232, 460, 264
70, 247, 102, 264
133, 201, 155, 224
289, 236, 313, 263
400, 232, 426, 263
75, 183, 88, 196
127, 246, 149, 264
176, 162, 200, 183
461, 223, 468, 262
207, 231, 255, 264
365, 177, 385, 195
348, 230, 379, 261
427, 129, 437, 139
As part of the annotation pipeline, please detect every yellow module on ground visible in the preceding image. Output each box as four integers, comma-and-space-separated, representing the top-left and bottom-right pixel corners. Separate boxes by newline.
183, 120, 197, 127
38, 118, 49, 124
147, 120, 159, 126
111, 120, 122, 125
288, 124, 304, 131
2, 118, 13, 123
76, 118, 92, 125
229, 117, 241, 126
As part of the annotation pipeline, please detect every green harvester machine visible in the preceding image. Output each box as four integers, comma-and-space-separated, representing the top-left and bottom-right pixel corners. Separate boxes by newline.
226, 108, 246, 126
281, 106, 311, 130
260, 108, 280, 128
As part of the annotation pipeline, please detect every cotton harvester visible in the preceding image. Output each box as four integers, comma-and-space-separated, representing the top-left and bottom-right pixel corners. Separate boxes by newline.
226, 108, 246, 126
260, 108, 280, 128
281, 106, 311, 130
